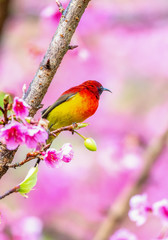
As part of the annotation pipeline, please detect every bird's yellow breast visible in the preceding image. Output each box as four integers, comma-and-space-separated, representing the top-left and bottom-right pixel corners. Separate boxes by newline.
47, 91, 98, 131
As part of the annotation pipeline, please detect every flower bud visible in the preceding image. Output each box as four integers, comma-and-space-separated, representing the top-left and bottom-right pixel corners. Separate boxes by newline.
75, 123, 89, 129
18, 166, 38, 198
84, 137, 97, 151
4, 94, 10, 105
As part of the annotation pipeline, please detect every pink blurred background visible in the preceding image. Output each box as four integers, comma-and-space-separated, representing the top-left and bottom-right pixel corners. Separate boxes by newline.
0, 0, 168, 239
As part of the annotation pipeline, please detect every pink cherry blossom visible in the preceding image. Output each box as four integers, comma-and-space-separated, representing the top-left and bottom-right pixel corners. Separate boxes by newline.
13, 97, 30, 119
153, 199, 168, 223
24, 125, 48, 149
60, 143, 74, 163
110, 228, 138, 240
128, 194, 152, 226
43, 148, 62, 167
0, 121, 25, 150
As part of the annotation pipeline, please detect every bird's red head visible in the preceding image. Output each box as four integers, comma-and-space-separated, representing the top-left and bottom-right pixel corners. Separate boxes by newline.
81, 80, 111, 99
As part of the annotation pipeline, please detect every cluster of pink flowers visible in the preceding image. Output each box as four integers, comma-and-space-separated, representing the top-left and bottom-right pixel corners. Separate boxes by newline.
0, 121, 48, 150
0, 97, 74, 166
43, 143, 74, 167
0, 97, 48, 150
129, 194, 168, 226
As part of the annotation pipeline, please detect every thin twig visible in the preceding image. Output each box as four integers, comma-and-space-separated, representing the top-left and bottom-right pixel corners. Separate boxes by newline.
3, 96, 9, 124
6, 152, 39, 168
93, 130, 168, 240
55, 0, 64, 14
42, 143, 51, 151
0, 107, 4, 114
34, 157, 41, 167
68, 45, 78, 50
0, 185, 20, 200
50, 123, 78, 136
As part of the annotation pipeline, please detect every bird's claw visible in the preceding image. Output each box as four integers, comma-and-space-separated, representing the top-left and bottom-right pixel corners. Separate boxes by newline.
71, 122, 78, 134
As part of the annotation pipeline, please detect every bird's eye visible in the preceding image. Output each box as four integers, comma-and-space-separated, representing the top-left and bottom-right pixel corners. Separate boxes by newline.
97, 86, 103, 95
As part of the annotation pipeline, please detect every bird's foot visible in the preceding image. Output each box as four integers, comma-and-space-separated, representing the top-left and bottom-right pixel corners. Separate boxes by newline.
71, 122, 78, 134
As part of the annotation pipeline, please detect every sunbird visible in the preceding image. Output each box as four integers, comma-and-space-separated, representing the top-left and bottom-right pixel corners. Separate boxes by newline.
42, 80, 111, 141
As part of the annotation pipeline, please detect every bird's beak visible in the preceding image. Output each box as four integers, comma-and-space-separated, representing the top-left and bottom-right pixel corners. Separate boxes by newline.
103, 88, 112, 93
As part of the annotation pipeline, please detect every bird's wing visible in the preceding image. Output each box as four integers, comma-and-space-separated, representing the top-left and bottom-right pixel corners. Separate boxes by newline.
41, 92, 77, 118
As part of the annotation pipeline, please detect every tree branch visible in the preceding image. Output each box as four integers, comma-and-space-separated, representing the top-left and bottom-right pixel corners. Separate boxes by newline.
50, 123, 78, 136
0, 0, 91, 179
93, 129, 168, 240
0, 185, 20, 200
6, 152, 40, 169
24, 0, 90, 116
0, 0, 10, 41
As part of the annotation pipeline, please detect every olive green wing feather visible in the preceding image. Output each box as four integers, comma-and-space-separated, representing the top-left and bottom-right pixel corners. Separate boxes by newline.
42, 92, 77, 118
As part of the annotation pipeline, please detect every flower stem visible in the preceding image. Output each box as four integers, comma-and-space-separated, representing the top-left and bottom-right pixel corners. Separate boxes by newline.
74, 130, 86, 140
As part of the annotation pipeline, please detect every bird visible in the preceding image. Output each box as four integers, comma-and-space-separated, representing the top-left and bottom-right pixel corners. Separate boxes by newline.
42, 80, 111, 142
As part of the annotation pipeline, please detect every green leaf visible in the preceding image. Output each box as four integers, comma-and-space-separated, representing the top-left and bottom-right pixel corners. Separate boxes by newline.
18, 166, 38, 198
84, 137, 97, 151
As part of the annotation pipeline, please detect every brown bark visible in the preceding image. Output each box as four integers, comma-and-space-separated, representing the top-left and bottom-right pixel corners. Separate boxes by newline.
24, 0, 91, 116
0, 0, 10, 39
